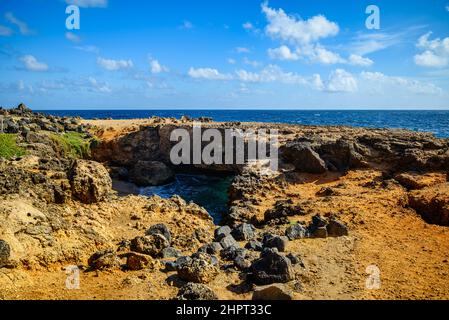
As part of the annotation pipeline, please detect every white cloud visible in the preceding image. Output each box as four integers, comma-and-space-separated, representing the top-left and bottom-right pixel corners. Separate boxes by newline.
312, 74, 324, 90
5, 12, 35, 35
97, 57, 133, 71
414, 32, 449, 68
446, 5, 449, 11
261, 2, 339, 45
361, 71, 442, 94
188, 67, 232, 80
227, 58, 236, 64
150, 59, 169, 74
236, 47, 251, 53
243, 57, 261, 67
349, 32, 403, 56
65, 32, 81, 43
268, 45, 300, 61
74, 45, 99, 54
88, 77, 111, 92
20, 55, 49, 72
236, 64, 307, 85
326, 69, 358, 92
310, 46, 345, 64
0, 25, 13, 37
65, 0, 108, 8
243, 22, 254, 30
348, 54, 374, 67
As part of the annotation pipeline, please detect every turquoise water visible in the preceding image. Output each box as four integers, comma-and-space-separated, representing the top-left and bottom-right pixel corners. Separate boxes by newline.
139, 174, 233, 224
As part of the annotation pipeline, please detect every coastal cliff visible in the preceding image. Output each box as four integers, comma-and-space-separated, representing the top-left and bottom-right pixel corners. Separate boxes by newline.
1, 104, 449, 300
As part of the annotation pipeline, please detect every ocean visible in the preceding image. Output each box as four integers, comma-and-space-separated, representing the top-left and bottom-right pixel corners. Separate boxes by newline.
39, 109, 449, 138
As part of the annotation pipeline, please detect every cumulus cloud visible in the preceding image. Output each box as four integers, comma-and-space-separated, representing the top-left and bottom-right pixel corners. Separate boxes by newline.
261, 3, 369, 66
361, 71, 442, 94
65, 32, 81, 43
309, 46, 345, 64
348, 54, 374, 66
414, 32, 449, 68
268, 45, 300, 61
188, 67, 232, 80
65, 0, 108, 8
150, 59, 169, 74
97, 57, 133, 71
0, 25, 13, 37
88, 77, 111, 92
5, 12, 35, 35
20, 55, 49, 72
236, 65, 307, 85
262, 2, 339, 45
326, 69, 358, 92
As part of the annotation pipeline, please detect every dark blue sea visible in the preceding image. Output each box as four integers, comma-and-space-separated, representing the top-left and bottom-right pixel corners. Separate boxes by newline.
38, 109, 449, 138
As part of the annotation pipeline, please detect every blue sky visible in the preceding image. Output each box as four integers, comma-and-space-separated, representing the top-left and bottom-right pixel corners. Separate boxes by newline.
0, 0, 448, 109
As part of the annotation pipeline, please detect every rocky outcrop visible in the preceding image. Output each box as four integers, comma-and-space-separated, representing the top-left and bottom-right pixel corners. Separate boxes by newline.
69, 160, 113, 204
176, 282, 218, 300
129, 160, 174, 186
408, 183, 449, 226
177, 253, 219, 283
249, 248, 295, 285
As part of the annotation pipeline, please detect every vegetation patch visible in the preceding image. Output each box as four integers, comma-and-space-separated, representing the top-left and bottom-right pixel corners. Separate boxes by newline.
0, 133, 26, 159
49, 131, 96, 158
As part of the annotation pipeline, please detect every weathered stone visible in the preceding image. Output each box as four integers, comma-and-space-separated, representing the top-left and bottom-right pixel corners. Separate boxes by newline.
220, 235, 239, 249
245, 240, 263, 251
214, 226, 232, 241
409, 183, 449, 226
327, 218, 349, 237
177, 255, 219, 284
250, 249, 295, 285
126, 252, 157, 271
130, 234, 170, 257
263, 234, 289, 252
264, 200, 305, 221
88, 249, 121, 270
281, 141, 327, 173
285, 224, 308, 240
176, 282, 218, 300
129, 160, 174, 186
198, 242, 222, 255
146, 223, 172, 243
0, 240, 11, 267
161, 247, 181, 258
234, 256, 251, 270
252, 284, 294, 300
312, 226, 328, 238
231, 223, 256, 241
69, 160, 112, 204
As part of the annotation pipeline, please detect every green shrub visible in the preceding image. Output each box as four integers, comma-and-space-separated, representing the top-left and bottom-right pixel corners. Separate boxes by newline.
50, 132, 94, 158
0, 133, 26, 159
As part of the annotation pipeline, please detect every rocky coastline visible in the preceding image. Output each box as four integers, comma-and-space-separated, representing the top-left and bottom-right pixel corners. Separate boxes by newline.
1, 104, 449, 300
